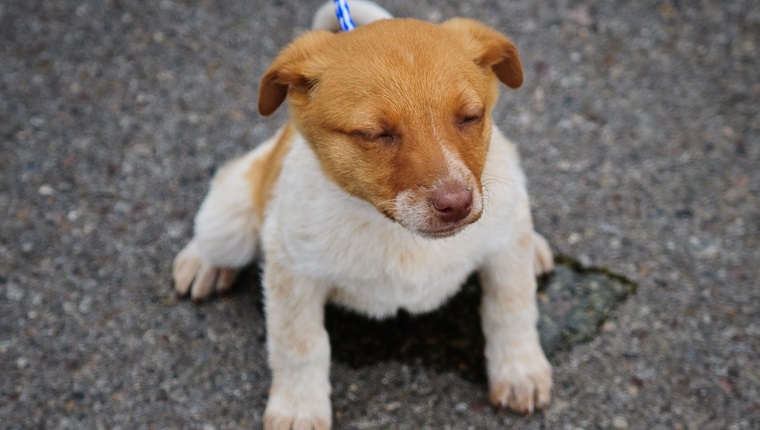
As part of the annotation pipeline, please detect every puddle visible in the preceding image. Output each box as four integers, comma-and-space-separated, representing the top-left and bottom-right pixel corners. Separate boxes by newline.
236, 257, 636, 382
534, 256, 637, 361
325, 257, 635, 382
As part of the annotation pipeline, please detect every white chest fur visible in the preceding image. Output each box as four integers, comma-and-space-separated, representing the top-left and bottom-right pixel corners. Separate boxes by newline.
262, 127, 528, 318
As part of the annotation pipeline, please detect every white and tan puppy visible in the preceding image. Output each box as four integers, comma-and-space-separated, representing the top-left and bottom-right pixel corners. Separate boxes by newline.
173, 1, 554, 428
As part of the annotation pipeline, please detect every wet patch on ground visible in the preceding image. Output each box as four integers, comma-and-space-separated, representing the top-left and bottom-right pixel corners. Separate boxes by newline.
325, 257, 636, 382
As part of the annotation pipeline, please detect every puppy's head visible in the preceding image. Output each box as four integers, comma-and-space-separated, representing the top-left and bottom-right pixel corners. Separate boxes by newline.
259, 18, 523, 238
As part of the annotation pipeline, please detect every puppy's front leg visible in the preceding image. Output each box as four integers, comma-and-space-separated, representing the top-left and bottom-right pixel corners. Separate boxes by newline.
479, 230, 552, 414
263, 260, 332, 430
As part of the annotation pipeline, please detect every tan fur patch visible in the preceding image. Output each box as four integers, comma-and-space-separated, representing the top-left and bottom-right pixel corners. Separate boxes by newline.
246, 123, 295, 220
257, 19, 522, 228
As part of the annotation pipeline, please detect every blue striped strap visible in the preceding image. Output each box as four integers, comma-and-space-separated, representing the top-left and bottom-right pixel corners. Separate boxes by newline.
333, 0, 356, 32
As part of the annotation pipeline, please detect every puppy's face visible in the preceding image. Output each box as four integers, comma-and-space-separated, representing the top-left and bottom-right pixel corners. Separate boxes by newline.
259, 19, 523, 238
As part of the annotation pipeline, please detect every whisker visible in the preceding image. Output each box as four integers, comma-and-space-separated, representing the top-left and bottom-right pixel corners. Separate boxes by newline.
479, 175, 515, 218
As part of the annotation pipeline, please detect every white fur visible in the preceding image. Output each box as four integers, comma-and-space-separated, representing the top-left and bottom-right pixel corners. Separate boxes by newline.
262, 126, 520, 317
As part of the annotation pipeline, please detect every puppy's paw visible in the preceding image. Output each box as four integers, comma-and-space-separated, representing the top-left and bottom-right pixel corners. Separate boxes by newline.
488, 350, 552, 414
172, 240, 237, 302
264, 392, 331, 430
532, 231, 554, 277
264, 413, 330, 430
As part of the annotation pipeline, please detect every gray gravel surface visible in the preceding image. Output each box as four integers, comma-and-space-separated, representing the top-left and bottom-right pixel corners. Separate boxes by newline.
2, 0, 759, 428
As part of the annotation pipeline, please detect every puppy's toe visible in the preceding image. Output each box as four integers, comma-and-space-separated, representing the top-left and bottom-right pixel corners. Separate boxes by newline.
489, 351, 552, 414
190, 264, 218, 302
532, 231, 554, 277
215, 268, 238, 295
490, 375, 552, 414
264, 388, 331, 430
490, 380, 532, 414
172, 239, 237, 301
264, 413, 329, 430
264, 413, 292, 430
293, 417, 330, 430
172, 240, 202, 296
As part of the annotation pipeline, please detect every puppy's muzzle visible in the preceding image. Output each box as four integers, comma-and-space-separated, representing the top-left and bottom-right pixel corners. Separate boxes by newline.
429, 180, 473, 223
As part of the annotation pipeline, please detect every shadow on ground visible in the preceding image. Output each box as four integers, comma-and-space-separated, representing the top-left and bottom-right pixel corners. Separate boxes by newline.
234, 257, 636, 382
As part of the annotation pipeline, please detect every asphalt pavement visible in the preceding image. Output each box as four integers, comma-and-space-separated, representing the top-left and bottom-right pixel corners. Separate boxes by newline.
1, 0, 758, 428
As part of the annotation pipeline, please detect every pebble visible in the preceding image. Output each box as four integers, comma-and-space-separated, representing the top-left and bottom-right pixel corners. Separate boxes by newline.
612, 416, 629, 429
38, 184, 54, 196
16, 357, 29, 369
5, 283, 23, 301
384, 401, 401, 411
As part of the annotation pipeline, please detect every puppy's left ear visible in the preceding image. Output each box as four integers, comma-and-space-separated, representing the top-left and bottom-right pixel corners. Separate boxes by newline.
442, 18, 523, 89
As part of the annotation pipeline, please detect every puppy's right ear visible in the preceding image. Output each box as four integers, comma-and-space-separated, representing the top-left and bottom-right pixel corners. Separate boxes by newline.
258, 31, 335, 116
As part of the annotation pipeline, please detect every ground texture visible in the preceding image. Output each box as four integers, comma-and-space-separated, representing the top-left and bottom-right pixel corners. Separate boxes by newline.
1, 0, 759, 428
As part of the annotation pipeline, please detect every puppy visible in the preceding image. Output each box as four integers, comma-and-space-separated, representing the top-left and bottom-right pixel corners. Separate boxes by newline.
173, 1, 554, 428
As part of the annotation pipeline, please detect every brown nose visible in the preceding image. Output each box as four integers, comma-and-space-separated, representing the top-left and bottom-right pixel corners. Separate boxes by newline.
430, 182, 473, 223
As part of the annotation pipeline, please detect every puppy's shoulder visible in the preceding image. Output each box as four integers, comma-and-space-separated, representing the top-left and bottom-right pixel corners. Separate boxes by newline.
242, 123, 297, 221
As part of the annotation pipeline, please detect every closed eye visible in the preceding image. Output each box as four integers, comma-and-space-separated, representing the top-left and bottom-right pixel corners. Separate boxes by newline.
351, 129, 398, 144
457, 112, 484, 129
